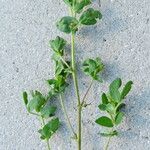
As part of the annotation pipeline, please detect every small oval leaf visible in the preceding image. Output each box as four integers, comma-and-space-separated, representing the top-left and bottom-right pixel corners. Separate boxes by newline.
115, 112, 124, 125
23, 91, 28, 105
121, 81, 133, 99
95, 116, 114, 127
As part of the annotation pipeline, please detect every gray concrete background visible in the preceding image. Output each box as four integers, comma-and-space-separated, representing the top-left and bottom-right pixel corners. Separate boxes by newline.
0, 0, 150, 150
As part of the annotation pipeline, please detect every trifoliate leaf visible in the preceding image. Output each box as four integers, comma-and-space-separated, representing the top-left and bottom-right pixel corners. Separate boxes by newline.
121, 81, 133, 99
23, 91, 28, 105
40, 105, 57, 119
27, 91, 46, 112
95, 116, 114, 127
109, 78, 122, 102
100, 130, 118, 137
101, 93, 108, 104
47, 76, 68, 94
115, 112, 124, 125
79, 8, 102, 25
38, 118, 60, 140
49, 36, 66, 55
55, 60, 71, 78
74, 0, 91, 13
57, 16, 79, 33
82, 57, 104, 81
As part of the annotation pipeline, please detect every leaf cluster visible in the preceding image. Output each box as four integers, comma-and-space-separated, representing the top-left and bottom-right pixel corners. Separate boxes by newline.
64, 0, 91, 13
22, 36, 72, 141
82, 57, 104, 82
48, 36, 72, 97
57, 1, 102, 34
95, 78, 133, 136
23, 91, 60, 140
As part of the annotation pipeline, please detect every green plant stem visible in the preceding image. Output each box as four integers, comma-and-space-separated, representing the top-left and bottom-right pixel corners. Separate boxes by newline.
59, 94, 76, 137
71, 31, 82, 150
104, 135, 111, 150
104, 128, 114, 150
70, 2, 82, 149
81, 79, 94, 104
41, 117, 51, 150
59, 55, 70, 68
27, 110, 40, 116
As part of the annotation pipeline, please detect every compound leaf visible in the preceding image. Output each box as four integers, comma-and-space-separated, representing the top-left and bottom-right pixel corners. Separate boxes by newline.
49, 36, 66, 55
79, 8, 102, 25
57, 16, 78, 33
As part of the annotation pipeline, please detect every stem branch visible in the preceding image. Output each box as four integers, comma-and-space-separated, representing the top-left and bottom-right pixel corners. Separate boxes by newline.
71, 31, 82, 150
59, 55, 70, 68
59, 94, 76, 137
81, 80, 94, 104
70, 2, 82, 149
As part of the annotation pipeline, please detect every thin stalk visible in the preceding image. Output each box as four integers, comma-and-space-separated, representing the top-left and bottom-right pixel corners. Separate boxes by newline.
81, 79, 94, 104
59, 55, 70, 68
59, 94, 76, 137
71, 31, 82, 150
104, 128, 114, 150
104, 135, 111, 150
41, 117, 51, 150
70, 2, 82, 149
104, 115, 115, 150
27, 110, 40, 116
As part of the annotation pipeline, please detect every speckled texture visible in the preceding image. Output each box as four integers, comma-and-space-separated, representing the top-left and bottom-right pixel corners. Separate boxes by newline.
0, 0, 150, 150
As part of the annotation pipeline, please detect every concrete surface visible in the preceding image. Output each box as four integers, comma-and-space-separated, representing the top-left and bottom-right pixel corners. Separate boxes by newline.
0, 0, 150, 150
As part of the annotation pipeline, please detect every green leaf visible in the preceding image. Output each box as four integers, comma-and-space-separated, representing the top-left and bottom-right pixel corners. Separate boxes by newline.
105, 103, 115, 114
79, 8, 102, 25
109, 78, 122, 102
121, 81, 133, 99
100, 130, 118, 137
27, 91, 46, 112
40, 105, 57, 119
23, 91, 28, 105
98, 104, 106, 111
95, 116, 114, 127
57, 16, 78, 34
47, 76, 68, 94
49, 36, 66, 55
38, 118, 60, 140
55, 61, 64, 76
101, 93, 108, 104
63, 0, 73, 6
82, 57, 104, 81
115, 112, 124, 125
110, 78, 122, 90
74, 0, 91, 13
55, 60, 71, 78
